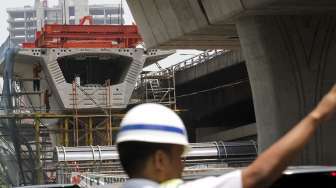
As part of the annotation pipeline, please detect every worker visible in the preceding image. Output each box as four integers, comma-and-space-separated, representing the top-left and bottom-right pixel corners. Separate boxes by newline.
116, 84, 336, 188
44, 89, 52, 113
33, 63, 42, 91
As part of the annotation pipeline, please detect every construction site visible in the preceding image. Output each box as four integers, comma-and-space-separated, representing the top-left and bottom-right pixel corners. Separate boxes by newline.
0, 0, 258, 187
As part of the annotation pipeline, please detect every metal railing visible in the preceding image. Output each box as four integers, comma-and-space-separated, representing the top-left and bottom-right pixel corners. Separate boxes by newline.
140, 49, 228, 79
170, 49, 226, 72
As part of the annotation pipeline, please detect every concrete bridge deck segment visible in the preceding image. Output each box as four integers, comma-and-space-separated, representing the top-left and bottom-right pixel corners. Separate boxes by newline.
174, 50, 244, 85
127, 0, 336, 165
172, 51, 255, 144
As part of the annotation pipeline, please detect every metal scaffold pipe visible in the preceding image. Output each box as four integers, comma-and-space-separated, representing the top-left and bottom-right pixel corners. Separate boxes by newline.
54, 141, 257, 163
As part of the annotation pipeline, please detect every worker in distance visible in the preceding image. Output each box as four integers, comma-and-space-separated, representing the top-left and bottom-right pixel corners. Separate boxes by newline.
116, 85, 336, 188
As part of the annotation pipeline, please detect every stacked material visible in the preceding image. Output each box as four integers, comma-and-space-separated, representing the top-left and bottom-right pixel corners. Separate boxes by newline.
54, 141, 257, 184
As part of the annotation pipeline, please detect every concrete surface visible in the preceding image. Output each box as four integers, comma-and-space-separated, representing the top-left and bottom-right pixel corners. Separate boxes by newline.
126, 0, 336, 49
237, 15, 336, 164
126, 0, 239, 49
196, 123, 257, 142
176, 62, 255, 142
175, 50, 243, 85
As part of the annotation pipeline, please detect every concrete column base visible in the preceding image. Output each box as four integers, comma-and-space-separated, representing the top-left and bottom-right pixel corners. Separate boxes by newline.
237, 15, 336, 165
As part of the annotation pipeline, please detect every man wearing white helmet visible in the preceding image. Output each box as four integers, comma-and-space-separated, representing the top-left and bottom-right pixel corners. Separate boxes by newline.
117, 85, 336, 188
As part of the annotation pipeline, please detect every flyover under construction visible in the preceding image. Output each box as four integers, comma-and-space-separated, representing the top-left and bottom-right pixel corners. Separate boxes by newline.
0, 9, 256, 188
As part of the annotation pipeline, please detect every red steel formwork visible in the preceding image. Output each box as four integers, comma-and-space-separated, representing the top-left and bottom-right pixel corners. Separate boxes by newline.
22, 18, 142, 48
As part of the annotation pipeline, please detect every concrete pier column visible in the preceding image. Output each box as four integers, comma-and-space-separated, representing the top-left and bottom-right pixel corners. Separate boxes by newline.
237, 15, 336, 164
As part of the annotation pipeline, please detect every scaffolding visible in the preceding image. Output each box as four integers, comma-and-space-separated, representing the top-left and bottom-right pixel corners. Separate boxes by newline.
0, 112, 124, 183
1, 76, 123, 184
134, 70, 177, 110
0, 17, 145, 185
132, 49, 227, 110
70, 79, 116, 146
8, 77, 43, 113
0, 67, 47, 185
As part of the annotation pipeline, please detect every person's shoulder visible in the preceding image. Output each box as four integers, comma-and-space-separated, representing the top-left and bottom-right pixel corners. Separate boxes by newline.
160, 178, 183, 188
180, 170, 242, 188
120, 179, 160, 188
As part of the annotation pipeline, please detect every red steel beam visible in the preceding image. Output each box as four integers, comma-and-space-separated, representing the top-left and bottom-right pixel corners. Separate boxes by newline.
23, 24, 143, 48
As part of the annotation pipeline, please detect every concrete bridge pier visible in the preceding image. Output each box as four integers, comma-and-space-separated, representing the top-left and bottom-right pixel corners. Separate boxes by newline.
237, 15, 336, 164
125, 0, 336, 165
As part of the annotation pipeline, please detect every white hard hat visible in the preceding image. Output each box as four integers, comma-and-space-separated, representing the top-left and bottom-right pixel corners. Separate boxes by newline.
116, 103, 189, 148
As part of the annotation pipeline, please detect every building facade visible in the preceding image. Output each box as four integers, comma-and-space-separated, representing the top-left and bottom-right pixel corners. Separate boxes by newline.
7, 0, 124, 45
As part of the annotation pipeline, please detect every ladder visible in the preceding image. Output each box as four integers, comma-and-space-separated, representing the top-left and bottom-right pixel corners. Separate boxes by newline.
149, 79, 161, 100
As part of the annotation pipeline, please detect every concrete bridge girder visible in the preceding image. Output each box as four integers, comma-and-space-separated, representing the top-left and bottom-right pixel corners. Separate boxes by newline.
127, 0, 336, 164
126, 0, 336, 49
175, 50, 243, 85
126, 0, 239, 49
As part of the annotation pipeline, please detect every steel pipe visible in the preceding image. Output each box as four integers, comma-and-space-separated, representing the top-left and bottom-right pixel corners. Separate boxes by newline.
54, 141, 257, 162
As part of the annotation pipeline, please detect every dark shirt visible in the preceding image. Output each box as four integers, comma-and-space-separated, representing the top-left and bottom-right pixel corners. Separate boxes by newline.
33, 64, 42, 78
44, 91, 52, 104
